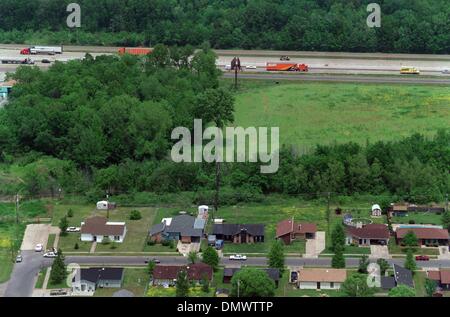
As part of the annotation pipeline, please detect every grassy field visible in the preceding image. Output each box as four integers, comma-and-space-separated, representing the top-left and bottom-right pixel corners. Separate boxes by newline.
391, 212, 443, 226
34, 268, 47, 289
0, 249, 13, 283
233, 81, 450, 148
94, 268, 149, 297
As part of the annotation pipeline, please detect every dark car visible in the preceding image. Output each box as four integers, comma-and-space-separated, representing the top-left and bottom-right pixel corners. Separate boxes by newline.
280, 55, 290, 61
145, 258, 161, 264
41, 59, 51, 64
415, 255, 430, 261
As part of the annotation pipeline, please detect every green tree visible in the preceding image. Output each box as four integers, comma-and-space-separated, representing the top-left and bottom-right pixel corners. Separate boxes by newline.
358, 255, 369, 274
129, 210, 142, 220
230, 268, 275, 297
188, 251, 199, 264
331, 224, 346, 253
201, 246, 219, 270
341, 273, 375, 297
425, 279, 437, 297
50, 249, 66, 284
402, 231, 418, 248
147, 260, 156, 276
404, 249, 417, 272
331, 246, 345, 268
268, 240, 285, 273
201, 274, 210, 293
388, 285, 416, 297
176, 270, 190, 297
376, 258, 390, 276
58, 216, 68, 236
67, 209, 74, 218
442, 211, 450, 231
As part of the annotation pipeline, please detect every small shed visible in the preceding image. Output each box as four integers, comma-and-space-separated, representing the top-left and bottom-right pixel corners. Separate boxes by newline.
371, 204, 382, 217
96, 201, 116, 210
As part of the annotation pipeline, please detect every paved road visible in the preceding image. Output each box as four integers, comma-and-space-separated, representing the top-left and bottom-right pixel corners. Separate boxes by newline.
224, 72, 450, 85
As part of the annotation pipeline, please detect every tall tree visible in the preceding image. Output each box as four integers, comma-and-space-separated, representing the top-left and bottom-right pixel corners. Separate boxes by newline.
201, 246, 219, 270
230, 268, 275, 297
332, 246, 345, 269
176, 270, 189, 297
331, 224, 346, 253
388, 285, 415, 297
268, 240, 285, 273
341, 273, 375, 297
404, 249, 417, 272
50, 249, 66, 284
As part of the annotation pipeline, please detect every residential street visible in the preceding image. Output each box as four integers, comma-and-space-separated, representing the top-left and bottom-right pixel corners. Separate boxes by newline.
4, 254, 450, 297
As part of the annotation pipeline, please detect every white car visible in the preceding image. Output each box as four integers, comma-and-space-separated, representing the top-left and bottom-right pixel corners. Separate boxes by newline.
229, 254, 247, 261
66, 227, 81, 232
35, 243, 44, 252
224, 65, 232, 71
442, 69, 449, 74
16, 254, 23, 263
43, 251, 58, 258
246, 65, 257, 69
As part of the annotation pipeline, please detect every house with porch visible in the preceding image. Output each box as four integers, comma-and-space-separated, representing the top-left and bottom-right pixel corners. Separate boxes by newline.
395, 227, 449, 246
296, 268, 347, 290
212, 224, 264, 244
80, 216, 126, 243
345, 223, 390, 246
152, 263, 213, 286
275, 218, 317, 245
71, 267, 124, 296
148, 215, 205, 243
427, 270, 450, 290
381, 264, 414, 290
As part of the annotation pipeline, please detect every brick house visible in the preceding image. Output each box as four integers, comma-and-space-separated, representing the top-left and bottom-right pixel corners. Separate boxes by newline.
152, 263, 213, 286
345, 224, 390, 246
395, 228, 449, 246
148, 215, 205, 243
276, 218, 317, 245
427, 270, 450, 290
212, 224, 264, 244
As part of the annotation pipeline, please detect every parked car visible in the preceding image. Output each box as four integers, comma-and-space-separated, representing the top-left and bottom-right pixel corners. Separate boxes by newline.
16, 254, 23, 263
41, 59, 51, 64
442, 69, 449, 74
43, 251, 58, 258
50, 289, 67, 296
229, 254, 247, 261
415, 255, 430, 261
66, 227, 81, 233
246, 65, 257, 69
280, 56, 290, 61
35, 243, 44, 252
224, 65, 232, 70
144, 258, 160, 264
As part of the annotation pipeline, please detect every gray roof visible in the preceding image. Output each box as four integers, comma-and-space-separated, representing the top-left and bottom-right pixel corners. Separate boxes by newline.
393, 264, 414, 288
223, 267, 279, 281
77, 268, 124, 284
149, 215, 203, 238
381, 276, 396, 290
213, 224, 265, 237
194, 218, 206, 229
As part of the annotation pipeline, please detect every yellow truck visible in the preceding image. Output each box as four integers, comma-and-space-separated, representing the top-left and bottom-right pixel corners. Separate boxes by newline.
400, 67, 420, 74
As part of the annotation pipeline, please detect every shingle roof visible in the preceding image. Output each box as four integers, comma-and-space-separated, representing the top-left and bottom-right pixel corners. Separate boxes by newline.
393, 264, 414, 288
346, 224, 390, 239
381, 276, 396, 290
78, 268, 124, 284
80, 216, 125, 236
153, 263, 213, 281
223, 267, 280, 281
149, 215, 203, 238
149, 222, 165, 236
396, 228, 449, 240
427, 270, 450, 284
276, 219, 317, 238
212, 224, 265, 236
298, 268, 347, 283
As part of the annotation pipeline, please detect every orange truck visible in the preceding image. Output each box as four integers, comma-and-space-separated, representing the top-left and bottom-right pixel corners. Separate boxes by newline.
117, 47, 152, 56
266, 63, 309, 72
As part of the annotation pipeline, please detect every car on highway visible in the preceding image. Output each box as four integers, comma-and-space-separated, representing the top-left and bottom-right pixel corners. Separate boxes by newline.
41, 59, 51, 64
43, 251, 58, 258
442, 69, 449, 74
16, 254, 23, 263
144, 258, 161, 264
224, 65, 232, 70
246, 65, 257, 69
35, 243, 44, 252
229, 254, 247, 261
66, 227, 81, 232
415, 255, 430, 261
280, 56, 290, 61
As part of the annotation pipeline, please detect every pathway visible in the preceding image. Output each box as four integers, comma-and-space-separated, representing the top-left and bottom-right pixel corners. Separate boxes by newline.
90, 242, 97, 254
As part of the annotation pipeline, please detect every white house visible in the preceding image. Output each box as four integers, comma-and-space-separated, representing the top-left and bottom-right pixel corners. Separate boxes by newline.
297, 268, 347, 290
198, 205, 209, 220
96, 200, 116, 210
72, 267, 124, 296
80, 216, 126, 243
371, 204, 382, 217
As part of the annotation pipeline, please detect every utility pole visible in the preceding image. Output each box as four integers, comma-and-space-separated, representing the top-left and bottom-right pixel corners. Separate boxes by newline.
231, 57, 241, 90
237, 279, 240, 298
326, 192, 331, 233
15, 193, 19, 224
106, 192, 110, 219
445, 193, 449, 213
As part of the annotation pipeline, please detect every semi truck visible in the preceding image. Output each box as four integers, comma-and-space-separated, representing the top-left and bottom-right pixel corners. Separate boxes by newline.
400, 66, 420, 74
266, 63, 309, 72
118, 47, 152, 56
20, 46, 63, 55
1, 58, 35, 65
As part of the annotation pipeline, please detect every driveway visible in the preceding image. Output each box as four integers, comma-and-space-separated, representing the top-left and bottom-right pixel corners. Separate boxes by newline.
177, 241, 200, 256
304, 231, 325, 258
438, 246, 450, 260
370, 245, 390, 259
20, 224, 58, 251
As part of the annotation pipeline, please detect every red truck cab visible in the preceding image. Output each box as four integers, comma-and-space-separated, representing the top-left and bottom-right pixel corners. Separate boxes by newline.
20, 48, 31, 55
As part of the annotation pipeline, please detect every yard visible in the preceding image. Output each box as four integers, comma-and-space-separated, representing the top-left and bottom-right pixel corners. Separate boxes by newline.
147, 286, 214, 297
0, 249, 13, 283
391, 212, 443, 226
94, 268, 149, 297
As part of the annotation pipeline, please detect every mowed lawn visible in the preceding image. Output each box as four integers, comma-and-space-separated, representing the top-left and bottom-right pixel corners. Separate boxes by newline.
51, 203, 159, 253
234, 82, 450, 148
94, 268, 149, 297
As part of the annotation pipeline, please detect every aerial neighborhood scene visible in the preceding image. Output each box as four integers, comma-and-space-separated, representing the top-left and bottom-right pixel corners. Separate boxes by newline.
0, 0, 449, 302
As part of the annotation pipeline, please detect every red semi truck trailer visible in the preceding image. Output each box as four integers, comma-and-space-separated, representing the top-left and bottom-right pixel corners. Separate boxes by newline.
266, 63, 309, 72
118, 47, 153, 55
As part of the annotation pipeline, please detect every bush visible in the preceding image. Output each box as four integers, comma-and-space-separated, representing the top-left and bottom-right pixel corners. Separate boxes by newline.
74, 243, 79, 250
408, 220, 415, 224
147, 240, 156, 246
67, 209, 74, 218
129, 210, 142, 220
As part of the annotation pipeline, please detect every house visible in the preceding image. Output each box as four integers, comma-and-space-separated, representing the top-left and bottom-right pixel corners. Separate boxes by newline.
395, 228, 449, 246
96, 200, 116, 210
212, 224, 264, 244
148, 215, 205, 243
275, 218, 317, 245
152, 263, 213, 286
80, 216, 126, 243
222, 267, 280, 287
381, 264, 414, 290
388, 203, 409, 217
297, 268, 347, 290
198, 205, 209, 220
426, 270, 450, 290
72, 267, 124, 296
371, 204, 382, 217
388, 203, 445, 217
345, 224, 390, 246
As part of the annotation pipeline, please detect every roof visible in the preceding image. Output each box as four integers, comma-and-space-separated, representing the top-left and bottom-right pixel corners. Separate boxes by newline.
153, 263, 213, 281
194, 218, 206, 230
396, 228, 449, 240
78, 268, 124, 284
381, 276, 396, 290
80, 216, 125, 236
223, 267, 280, 281
212, 224, 265, 237
275, 219, 317, 238
427, 270, 450, 284
372, 204, 381, 211
298, 268, 347, 283
393, 264, 414, 288
346, 224, 390, 239
149, 215, 203, 238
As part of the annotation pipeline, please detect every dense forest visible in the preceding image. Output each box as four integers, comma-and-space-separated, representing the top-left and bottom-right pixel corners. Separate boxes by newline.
0, 0, 449, 53
0, 45, 448, 204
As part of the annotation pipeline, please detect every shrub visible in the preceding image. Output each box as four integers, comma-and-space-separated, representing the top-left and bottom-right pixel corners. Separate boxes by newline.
74, 243, 79, 250
408, 220, 415, 224
147, 240, 156, 246
129, 210, 142, 220
67, 209, 74, 218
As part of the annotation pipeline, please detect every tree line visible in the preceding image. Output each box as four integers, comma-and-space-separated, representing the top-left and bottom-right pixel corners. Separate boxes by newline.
0, 0, 449, 54
0, 45, 448, 203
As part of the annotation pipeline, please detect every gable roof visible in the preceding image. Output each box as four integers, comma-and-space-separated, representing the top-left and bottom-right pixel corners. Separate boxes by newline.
78, 267, 124, 284
396, 228, 449, 240
153, 263, 213, 281
276, 219, 317, 238
298, 268, 347, 283
346, 224, 390, 240
381, 276, 396, 290
149, 215, 203, 238
80, 216, 125, 236
212, 224, 265, 237
427, 270, 450, 284
223, 267, 280, 281
393, 264, 414, 288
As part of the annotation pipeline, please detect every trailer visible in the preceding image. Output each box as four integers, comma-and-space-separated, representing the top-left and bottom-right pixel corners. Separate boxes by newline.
118, 47, 152, 56
1, 58, 35, 65
20, 46, 63, 55
266, 63, 309, 72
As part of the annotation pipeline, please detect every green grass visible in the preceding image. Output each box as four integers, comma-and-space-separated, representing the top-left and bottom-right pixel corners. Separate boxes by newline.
0, 249, 13, 283
414, 272, 427, 297
391, 212, 443, 226
388, 240, 439, 256
233, 82, 450, 148
47, 279, 69, 289
147, 286, 213, 297
34, 268, 47, 289
94, 268, 149, 297
47, 234, 56, 249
